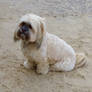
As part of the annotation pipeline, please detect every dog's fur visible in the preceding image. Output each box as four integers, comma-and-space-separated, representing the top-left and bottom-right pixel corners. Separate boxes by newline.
14, 14, 86, 74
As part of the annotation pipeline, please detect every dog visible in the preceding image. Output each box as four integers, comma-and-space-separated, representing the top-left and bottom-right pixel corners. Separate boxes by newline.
14, 14, 86, 74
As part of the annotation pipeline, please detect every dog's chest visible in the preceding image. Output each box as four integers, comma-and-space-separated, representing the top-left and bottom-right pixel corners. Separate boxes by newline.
21, 43, 47, 63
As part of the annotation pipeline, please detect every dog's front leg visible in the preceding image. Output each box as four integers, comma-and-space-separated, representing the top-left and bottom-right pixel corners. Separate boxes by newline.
37, 62, 49, 74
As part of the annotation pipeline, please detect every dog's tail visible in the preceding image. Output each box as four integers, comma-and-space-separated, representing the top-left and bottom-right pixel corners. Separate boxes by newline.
75, 53, 87, 69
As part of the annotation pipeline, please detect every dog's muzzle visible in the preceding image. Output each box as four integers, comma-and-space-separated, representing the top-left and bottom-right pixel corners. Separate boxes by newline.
17, 25, 30, 40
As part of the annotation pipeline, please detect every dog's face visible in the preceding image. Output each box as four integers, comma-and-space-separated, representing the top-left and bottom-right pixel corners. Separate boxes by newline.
17, 22, 31, 41
14, 14, 45, 47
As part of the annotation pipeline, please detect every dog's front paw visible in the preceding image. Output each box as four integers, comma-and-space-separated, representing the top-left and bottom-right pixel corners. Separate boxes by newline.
36, 63, 49, 75
24, 61, 31, 69
36, 68, 48, 75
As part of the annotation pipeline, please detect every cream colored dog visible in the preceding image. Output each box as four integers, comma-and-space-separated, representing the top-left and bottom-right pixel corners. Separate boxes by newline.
14, 14, 86, 74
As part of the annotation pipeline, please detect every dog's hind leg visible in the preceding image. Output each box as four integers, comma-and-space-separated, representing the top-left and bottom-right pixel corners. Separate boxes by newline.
50, 58, 76, 72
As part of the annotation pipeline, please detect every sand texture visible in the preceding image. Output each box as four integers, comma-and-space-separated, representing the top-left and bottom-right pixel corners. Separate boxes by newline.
0, 0, 92, 92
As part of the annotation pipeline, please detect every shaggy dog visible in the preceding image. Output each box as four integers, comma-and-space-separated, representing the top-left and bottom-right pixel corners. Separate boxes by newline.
14, 14, 86, 74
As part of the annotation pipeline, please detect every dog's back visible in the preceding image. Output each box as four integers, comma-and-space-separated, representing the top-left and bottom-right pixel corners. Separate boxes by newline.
46, 32, 76, 65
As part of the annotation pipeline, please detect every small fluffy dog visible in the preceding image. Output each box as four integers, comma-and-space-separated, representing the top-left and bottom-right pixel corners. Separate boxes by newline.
14, 14, 86, 74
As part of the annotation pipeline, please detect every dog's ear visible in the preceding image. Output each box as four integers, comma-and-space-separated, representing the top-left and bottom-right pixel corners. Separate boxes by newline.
13, 26, 20, 42
36, 18, 45, 48
14, 22, 25, 42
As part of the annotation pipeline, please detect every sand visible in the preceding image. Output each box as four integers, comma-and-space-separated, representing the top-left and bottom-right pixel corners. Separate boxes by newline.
0, 0, 92, 92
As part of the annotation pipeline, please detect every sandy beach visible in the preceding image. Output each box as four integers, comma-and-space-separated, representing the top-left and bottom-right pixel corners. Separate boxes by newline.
0, 0, 92, 92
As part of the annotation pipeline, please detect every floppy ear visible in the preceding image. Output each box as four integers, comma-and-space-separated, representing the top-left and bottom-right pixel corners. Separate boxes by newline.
36, 19, 45, 48
13, 26, 20, 42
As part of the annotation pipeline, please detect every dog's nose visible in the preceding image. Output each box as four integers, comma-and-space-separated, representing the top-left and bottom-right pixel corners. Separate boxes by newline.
21, 25, 29, 33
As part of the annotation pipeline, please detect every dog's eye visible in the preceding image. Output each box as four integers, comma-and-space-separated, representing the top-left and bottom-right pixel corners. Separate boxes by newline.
28, 24, 32, 29
19, 22, 32, 32
20, 22, 32, 29
20, 22, 26, 27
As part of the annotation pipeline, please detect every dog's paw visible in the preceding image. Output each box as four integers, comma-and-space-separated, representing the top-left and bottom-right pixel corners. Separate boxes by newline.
24, 61, 31, 69
36, 63, 49, 75
36, 69, 48, 75
36, 67, 49, 75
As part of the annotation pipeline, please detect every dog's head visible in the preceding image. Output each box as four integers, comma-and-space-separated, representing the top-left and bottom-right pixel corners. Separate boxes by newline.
14, 14, 45, 47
